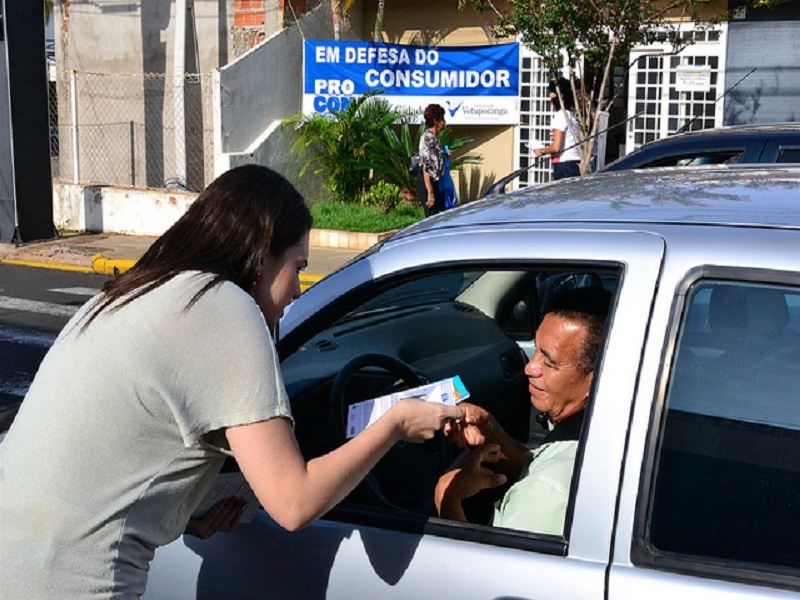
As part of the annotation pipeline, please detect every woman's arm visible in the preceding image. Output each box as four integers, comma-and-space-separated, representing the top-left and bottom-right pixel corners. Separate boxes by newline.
535, 129, 565, 158
422, 171, 436, 208
227, 399, 462, 531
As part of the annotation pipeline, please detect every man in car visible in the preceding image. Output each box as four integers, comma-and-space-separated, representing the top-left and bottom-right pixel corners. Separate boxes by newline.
435, 286, 610, 535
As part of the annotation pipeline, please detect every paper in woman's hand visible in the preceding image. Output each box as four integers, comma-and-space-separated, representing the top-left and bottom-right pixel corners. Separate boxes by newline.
346, 376, 470, 439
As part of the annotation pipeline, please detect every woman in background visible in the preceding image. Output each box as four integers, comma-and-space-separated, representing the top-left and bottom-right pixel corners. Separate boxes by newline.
416, 103, 449, 216
534, 78, 582, 180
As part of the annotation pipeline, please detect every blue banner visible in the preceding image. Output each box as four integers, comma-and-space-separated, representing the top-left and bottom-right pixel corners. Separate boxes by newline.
303, 41, 520, 125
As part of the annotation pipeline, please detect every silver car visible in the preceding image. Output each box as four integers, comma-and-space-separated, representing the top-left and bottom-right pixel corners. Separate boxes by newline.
147, 165, 800, 599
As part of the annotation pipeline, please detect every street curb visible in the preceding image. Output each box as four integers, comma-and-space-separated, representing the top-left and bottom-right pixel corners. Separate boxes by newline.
0, 258, 94, 273
2, 252, 326, 291
92, 254, 137, 276
89, 254, 324, 291
300, 273, 323, 292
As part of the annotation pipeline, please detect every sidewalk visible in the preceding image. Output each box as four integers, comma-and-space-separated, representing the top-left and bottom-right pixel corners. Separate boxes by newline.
0, 232, 364, 289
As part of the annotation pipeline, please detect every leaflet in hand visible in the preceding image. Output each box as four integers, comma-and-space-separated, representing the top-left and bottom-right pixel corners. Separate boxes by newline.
346, 375, 470, 439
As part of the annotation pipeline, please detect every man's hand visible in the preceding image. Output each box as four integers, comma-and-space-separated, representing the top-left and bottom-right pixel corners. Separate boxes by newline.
185, 497, 246, 540
434, 444, 507, 521
444, 402, 529, 481
443, 402, 497, 450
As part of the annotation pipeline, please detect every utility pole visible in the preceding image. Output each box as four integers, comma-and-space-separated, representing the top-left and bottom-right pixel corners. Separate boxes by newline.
0, 0, 54, 243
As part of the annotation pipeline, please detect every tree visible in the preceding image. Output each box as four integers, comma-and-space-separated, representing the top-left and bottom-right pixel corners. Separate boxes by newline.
374, 0, 386, 42
461, 0, 786, 176
331, 0, 356, 40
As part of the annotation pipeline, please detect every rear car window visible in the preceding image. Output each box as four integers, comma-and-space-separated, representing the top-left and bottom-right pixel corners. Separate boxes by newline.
776, 147, 800, 163
647, 280, 800, 573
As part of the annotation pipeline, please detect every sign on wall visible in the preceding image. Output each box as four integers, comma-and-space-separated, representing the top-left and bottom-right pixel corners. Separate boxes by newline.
303, 40, 520, 125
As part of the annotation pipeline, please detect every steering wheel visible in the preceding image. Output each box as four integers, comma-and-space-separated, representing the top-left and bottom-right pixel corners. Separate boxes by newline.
329, 353, 455, 514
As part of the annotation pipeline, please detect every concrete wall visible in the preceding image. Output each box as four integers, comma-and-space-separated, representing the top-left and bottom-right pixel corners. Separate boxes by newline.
217, 3, 338, 204
725, 20, 800, 124
53, 183, 197, 236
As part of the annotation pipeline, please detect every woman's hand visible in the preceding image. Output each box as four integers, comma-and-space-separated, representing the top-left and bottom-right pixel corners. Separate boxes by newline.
184, 497, 246, 540
427, 189, 436, 208
389, 398, 463, 443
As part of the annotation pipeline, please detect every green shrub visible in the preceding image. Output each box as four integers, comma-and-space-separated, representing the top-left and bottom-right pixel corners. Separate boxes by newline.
363, 181, 402, 214
281, 92, 409, 204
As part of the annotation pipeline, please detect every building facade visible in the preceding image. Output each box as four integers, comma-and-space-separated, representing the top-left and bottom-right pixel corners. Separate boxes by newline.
50, 0, 800, 205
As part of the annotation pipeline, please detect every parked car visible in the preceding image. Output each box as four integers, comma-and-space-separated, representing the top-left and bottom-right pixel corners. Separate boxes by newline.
601, 122, 800, 171
146, 164, 800, 599
487, 123, 800, 196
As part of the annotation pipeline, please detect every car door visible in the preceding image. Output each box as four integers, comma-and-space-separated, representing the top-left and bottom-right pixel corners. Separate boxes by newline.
146, 227, 665, 600
609, 226, 800, 598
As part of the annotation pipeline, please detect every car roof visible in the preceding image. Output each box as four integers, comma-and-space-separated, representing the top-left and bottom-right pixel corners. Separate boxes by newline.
660, 122, 800, 137
393, 165, 800, 239
622, 122, 800, 148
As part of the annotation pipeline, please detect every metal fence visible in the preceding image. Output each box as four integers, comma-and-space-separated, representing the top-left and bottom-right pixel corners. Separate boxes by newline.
48, 70, 216, 193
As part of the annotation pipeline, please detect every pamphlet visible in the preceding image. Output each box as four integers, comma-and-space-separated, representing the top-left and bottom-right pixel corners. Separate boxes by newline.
192, 472, 260, 523
345, 375, 470, 439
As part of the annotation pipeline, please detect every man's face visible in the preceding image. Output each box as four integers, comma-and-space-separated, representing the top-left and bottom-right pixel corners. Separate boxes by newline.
525, 313, 594, 423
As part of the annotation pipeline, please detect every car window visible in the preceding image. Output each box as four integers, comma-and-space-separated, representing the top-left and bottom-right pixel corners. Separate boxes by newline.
643, 150, 745, 168
282, 264, 619, 543
647, 280, 800, 573
347, 271, 484, 317
776, 147, 800, 163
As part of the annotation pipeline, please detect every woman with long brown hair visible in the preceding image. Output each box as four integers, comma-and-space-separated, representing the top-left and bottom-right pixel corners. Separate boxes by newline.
0, 165, 461, 598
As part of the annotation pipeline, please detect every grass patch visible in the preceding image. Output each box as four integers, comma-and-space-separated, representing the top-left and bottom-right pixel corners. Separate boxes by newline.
311, 201, 424, 233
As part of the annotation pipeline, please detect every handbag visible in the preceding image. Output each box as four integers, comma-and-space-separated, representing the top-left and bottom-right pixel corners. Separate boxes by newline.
439, 152, 458, 209
408, 153, 421, 176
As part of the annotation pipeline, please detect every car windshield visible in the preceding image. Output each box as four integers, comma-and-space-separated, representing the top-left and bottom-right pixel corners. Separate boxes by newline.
339, 271, 485, 319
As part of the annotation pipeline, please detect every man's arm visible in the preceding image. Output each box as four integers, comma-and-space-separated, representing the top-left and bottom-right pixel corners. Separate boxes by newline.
434, 444, 507, 521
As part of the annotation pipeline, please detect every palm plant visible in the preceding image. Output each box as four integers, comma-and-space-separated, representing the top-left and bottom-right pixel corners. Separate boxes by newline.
282, 92, 409, 203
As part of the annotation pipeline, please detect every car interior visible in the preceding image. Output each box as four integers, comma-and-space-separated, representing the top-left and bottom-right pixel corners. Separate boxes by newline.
277, 264, 620, 526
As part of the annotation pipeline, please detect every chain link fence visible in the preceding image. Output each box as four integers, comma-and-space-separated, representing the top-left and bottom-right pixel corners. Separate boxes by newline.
49, 70, 216, 193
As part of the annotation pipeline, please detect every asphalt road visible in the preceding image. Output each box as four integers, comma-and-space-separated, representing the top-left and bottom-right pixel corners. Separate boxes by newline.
0, 264, 109, 431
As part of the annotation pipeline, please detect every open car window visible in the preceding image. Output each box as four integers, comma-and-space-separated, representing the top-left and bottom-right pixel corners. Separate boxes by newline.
642, 150, 745, 168
281, 263, 619, 543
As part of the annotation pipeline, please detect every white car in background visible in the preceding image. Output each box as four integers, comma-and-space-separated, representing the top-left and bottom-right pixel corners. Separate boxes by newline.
147, 165, 800, 599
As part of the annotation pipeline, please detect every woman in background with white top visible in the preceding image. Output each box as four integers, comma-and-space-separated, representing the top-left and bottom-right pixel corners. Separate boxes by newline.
534, 78, 582, 180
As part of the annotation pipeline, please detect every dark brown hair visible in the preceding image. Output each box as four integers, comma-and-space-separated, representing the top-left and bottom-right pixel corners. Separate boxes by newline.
81, 165, 312, 329
547, 77, 576, 112
423, 103, 446, 128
